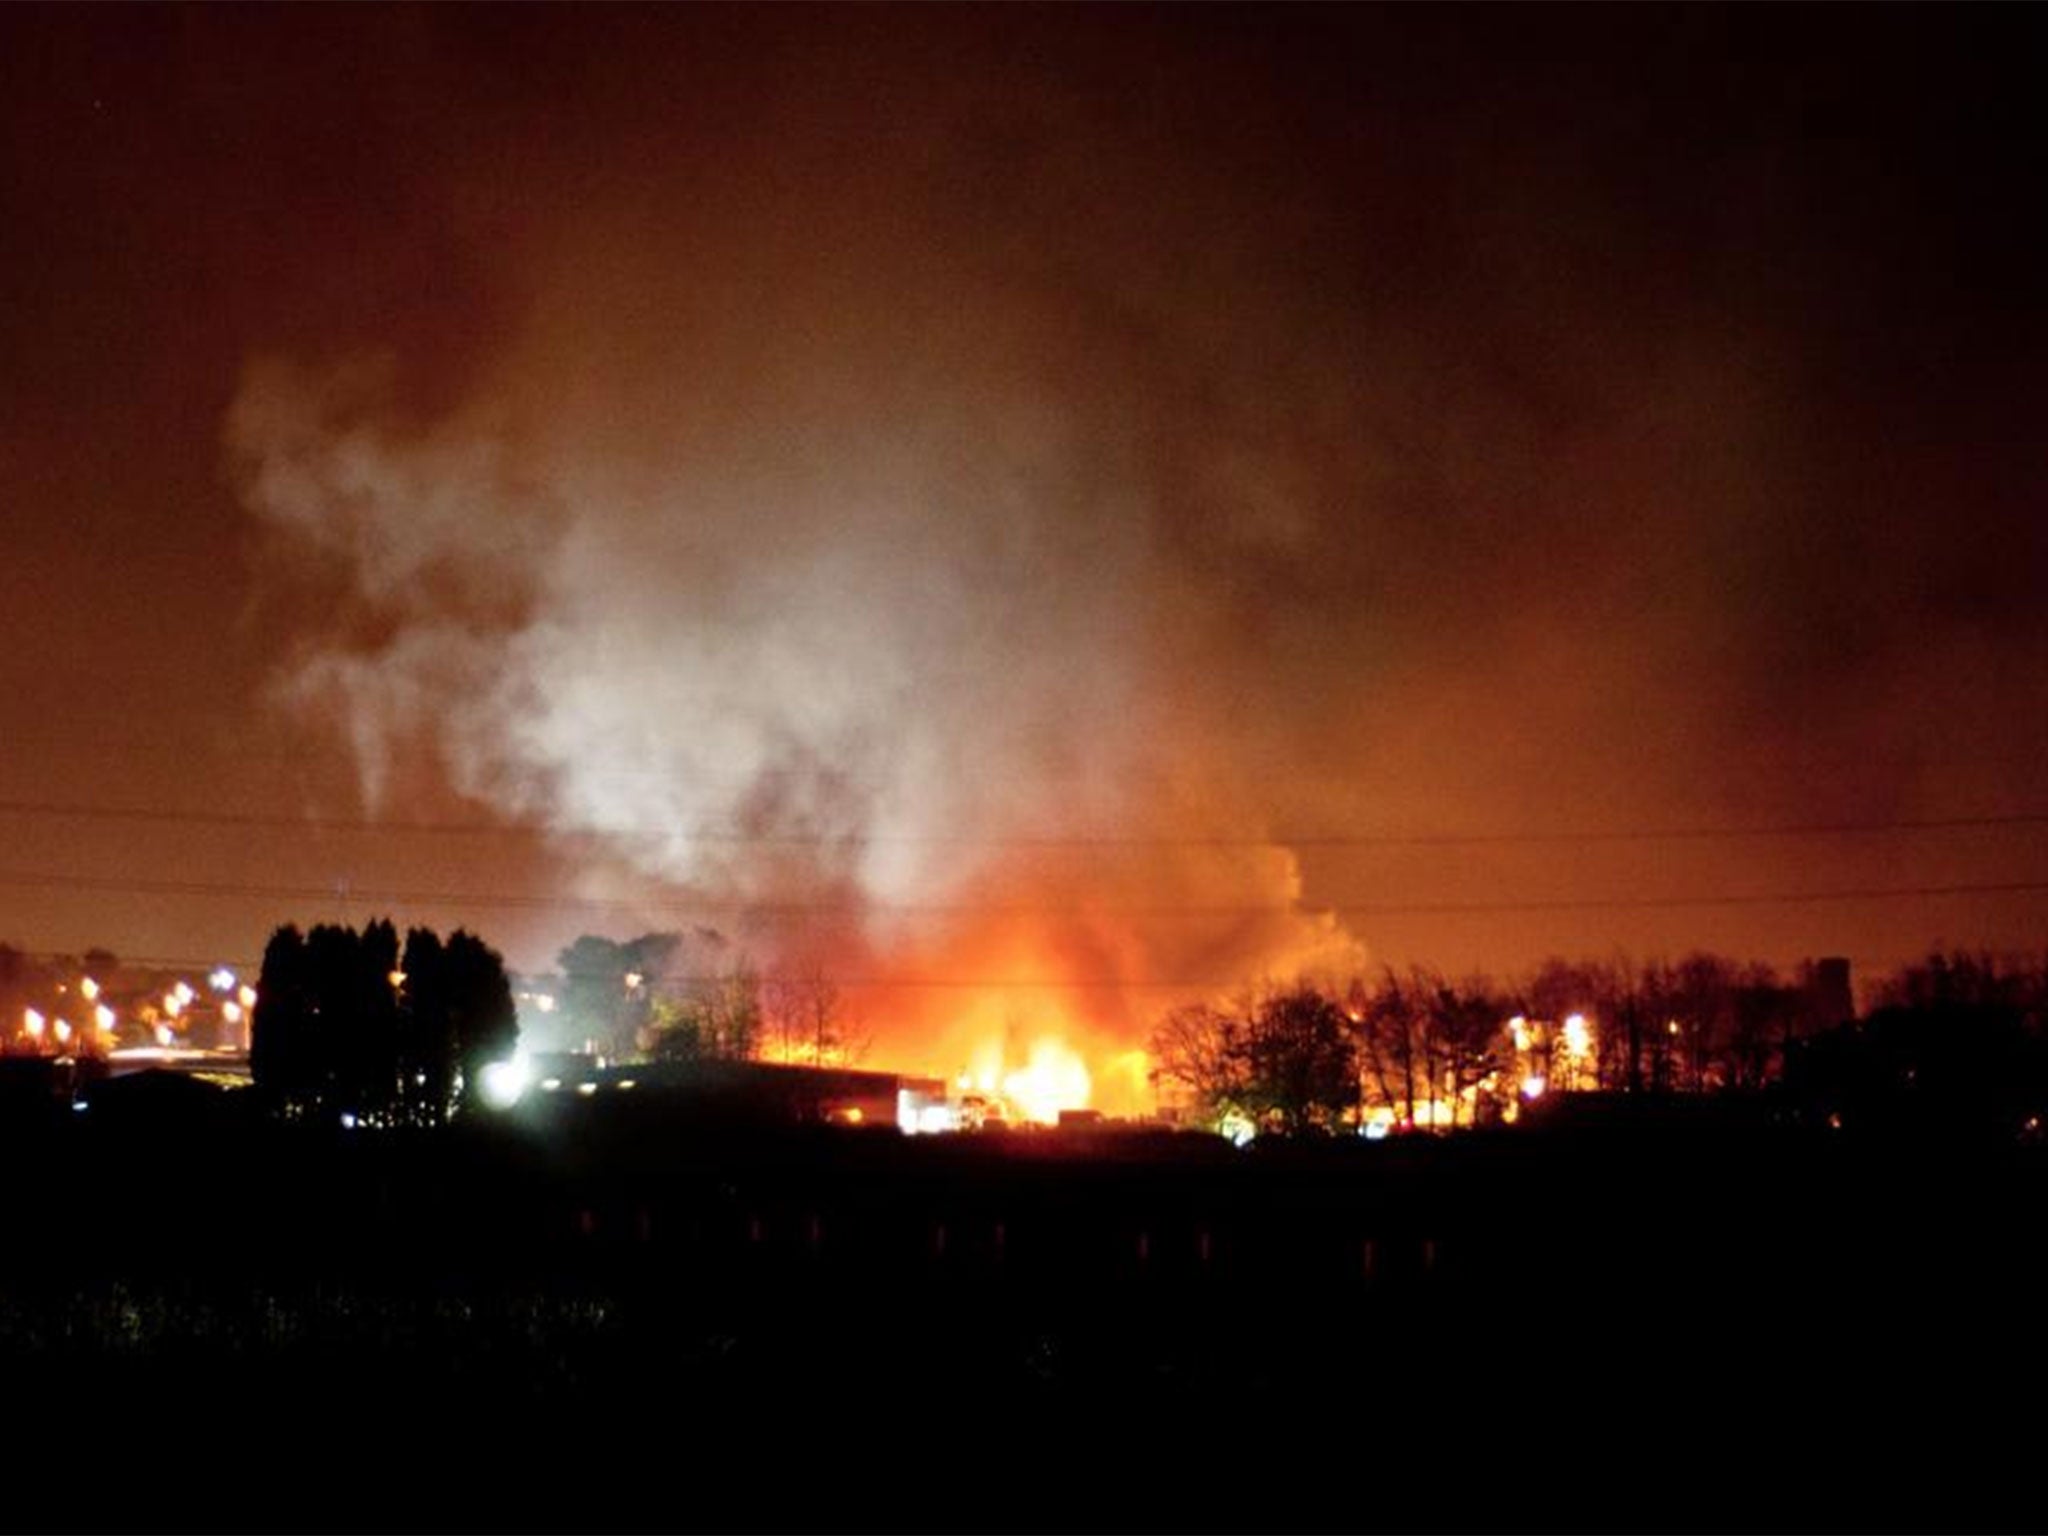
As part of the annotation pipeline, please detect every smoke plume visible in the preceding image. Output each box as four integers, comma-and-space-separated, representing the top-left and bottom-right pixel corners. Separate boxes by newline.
224, 10, 2048, 1088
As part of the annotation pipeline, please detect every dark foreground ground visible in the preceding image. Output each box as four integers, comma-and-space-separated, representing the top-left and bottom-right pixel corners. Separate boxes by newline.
0, 1089, 2041, 1532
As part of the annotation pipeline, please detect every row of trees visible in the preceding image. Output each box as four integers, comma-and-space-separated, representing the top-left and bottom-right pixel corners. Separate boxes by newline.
1789, 951, 2048, 1141
252, 920, 516, 1125
1149, 952, 1849, 1135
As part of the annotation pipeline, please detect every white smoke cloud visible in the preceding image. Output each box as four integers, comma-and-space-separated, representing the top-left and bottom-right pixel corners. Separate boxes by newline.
226, 348, 1363, 1036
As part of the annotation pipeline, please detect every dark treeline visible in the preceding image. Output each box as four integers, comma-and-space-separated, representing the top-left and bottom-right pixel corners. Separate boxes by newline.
251, 919, 516, 1126
1151, 949, 2048, 1143
1792, 950, 2048, 1143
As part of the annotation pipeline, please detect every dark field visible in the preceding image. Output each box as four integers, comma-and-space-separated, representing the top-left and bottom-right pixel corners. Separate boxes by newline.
3, 1096, 2040, 1532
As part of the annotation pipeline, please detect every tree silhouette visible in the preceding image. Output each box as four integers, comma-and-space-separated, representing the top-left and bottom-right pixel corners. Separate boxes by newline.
1148, 986, 1357, 1135
1787, 951, 2048, 1141
301, 923, 361, 1115
1148, 1001, 1242, 1123
251, 924, 313, 1114
398, 927, 453, 1125
338, 918, 401, 1120
252, 919, 516, 1124
764, 964, 860, 1066
1352, 970, 1424, 1125
446, 929, 517, 1113
1346, 968, 1509, 1127
1237, 985, 1358, 1134
1426, 973, 1507, 1127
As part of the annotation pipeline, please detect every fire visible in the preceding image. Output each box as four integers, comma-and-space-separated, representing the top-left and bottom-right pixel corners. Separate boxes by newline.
999, 1038, 1091, 1125
822, 828, 1365, 1127
1095, 1049, 1152, 1116
1562, 1012, 1592, 1060
959, 1034, 1091, 1125
872, 912, 1176, 1123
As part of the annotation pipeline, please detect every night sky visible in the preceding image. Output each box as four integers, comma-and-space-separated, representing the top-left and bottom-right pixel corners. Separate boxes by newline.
4, 6, 2046, 1077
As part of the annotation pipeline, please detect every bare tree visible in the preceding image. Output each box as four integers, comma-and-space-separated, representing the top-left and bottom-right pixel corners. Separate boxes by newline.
1149, 985, 1357, 1134
1351, 968, 1509, 1128
1351, 969, 1421, 1126
646, 958, 763, 1062
763, 963, 861, 1066
1148, 1001, 1243, 1124
1237, 984, 1358, 1134
1428, 972, 1507, 1127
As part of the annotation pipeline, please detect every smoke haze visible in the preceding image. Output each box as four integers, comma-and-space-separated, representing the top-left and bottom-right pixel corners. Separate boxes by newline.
194, 8, 2048, 1078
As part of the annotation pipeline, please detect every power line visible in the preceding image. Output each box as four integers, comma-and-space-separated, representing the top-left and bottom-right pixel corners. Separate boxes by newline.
1, 793, 2047, 848
0, 798, 533, 839
1344, 882, 2048, 915
5, 955, 2024, 996
20, 940, 2036, 995
2, 955, 1290, 992
1, 864, 2043, 919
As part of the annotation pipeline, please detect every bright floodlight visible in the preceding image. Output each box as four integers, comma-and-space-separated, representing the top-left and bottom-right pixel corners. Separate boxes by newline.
476, 1054, 530, 1110
209, 968, 236, 992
